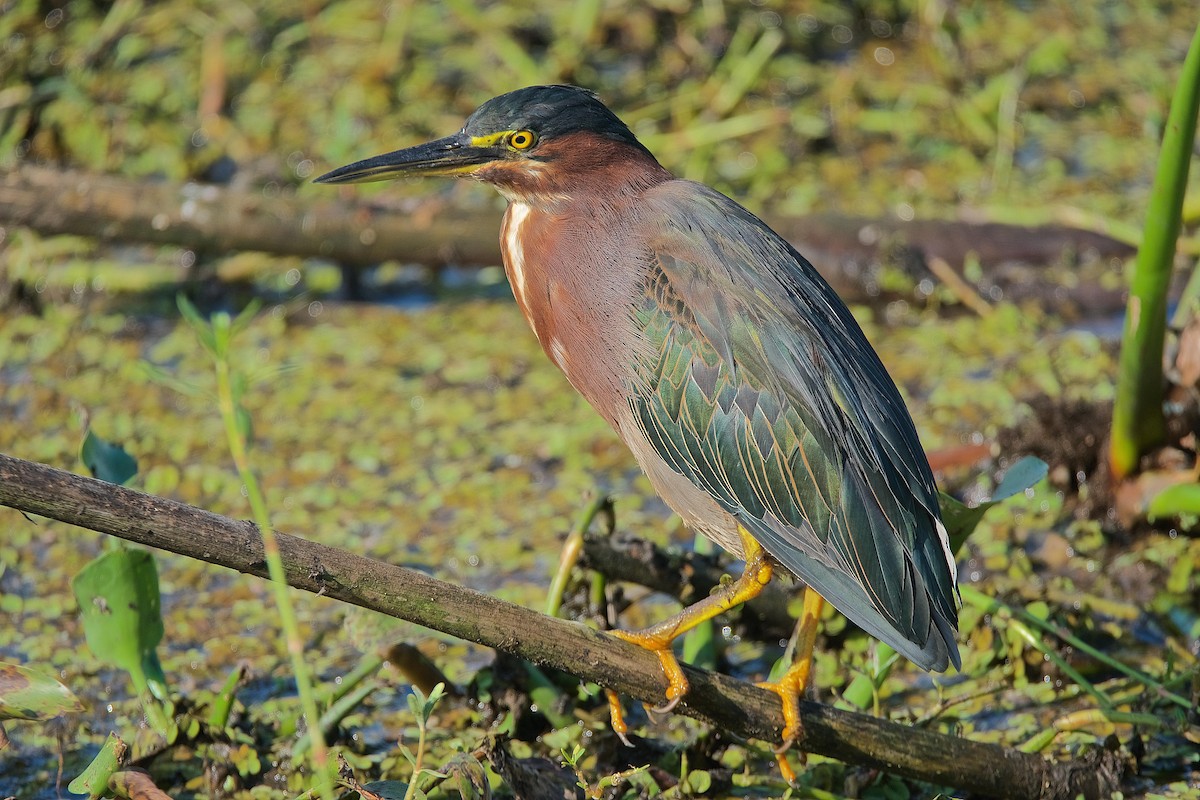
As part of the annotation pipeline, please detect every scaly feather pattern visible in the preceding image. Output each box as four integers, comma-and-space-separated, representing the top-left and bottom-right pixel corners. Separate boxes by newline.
627, 182, 960, 671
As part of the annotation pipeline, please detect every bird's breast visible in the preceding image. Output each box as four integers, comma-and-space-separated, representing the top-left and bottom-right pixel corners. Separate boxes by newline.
501, 201, 566, 356
498, 200, 645, 429
502, 202, 536, 325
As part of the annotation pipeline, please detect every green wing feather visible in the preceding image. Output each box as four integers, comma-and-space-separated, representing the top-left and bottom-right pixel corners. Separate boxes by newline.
628, 183, 960, 671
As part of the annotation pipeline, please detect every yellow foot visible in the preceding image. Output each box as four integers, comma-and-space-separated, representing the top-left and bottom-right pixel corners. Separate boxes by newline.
757, 672, 807, 784
605, 630, 690, 746
610, 628, 690, 712
756, 659, 809, 749
603, 526, 776, 746
756, 585, 824, 785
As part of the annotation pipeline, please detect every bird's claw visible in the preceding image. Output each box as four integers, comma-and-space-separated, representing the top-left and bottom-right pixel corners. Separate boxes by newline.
651, 693, 683, 715
606, 688, 634, 747
777, 754, 799, 787
773, 725, 802, 755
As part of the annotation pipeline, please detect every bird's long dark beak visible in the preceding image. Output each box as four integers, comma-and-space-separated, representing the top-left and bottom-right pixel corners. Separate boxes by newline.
314, 133, 497, 184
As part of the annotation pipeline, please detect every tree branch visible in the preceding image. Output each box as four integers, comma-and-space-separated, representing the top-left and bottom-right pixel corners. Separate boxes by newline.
0, 165, 1137, 312
0, 453, 1121, 799
0, 164, 501, 268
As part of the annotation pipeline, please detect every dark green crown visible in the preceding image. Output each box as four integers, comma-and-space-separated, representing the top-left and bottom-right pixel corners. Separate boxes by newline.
464, 85, 653, 157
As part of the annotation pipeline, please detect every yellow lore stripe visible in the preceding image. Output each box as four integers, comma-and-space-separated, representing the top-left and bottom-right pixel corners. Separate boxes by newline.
470, 131, 513, 148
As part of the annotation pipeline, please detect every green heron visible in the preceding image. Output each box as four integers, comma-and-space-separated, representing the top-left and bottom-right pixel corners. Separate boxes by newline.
317, 85, 960, 780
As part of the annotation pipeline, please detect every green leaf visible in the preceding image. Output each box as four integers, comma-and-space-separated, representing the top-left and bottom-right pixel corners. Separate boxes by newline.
80, 429, 138, 485
0, 662, 85, 721
1147, 482, 1200, 521
206, 663, 247, 730
423, 682, 446, 718
561, 744, 585, 768
406, 687, 423, 721
71, 549, 166, 699
358, 780, 411, 799
67, 733, 126, 799
1025, 601, 1050, 621
236, 405, 254, 444
176, 294, 216, 355
940, 456, 1048, 555
839, 645, 901, 710
231, 299, 263, 335
685, 769, 712, 793
521, 664, 573, 729
211, 310, 233, 356
991, 456, 1051, 503
138, 361, 205, 398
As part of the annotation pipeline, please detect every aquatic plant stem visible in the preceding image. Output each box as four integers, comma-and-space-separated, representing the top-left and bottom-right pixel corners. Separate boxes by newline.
212, 345, 335, 799
546, 495, 613, 618
959, 585, 1192, 712
1109, 20, 1200, 480
1003, 616, 1160, 728
403, 723, 427, 800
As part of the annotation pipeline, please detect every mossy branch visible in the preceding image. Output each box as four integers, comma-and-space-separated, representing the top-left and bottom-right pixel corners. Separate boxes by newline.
0, 452, 1121, 800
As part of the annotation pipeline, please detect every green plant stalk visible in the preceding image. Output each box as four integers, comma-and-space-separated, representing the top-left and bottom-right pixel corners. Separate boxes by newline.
680, 534, 717, 671
128, 661, 173, 737
960, 586, 1193, 711
1109, 20, 1200, 479
403, 720, 428, 800
325, 651, 386, 708
205, 663, 246, 729
589, 571, 606, 618
213, 358, 335, 800
68, 732, 126, 798
1003, 616, 1160, 728
545, 495, 611, 618
294, 682, 376, 758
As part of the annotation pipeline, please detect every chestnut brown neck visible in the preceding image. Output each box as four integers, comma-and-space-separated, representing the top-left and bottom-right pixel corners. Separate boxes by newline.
488, 131, 673, 428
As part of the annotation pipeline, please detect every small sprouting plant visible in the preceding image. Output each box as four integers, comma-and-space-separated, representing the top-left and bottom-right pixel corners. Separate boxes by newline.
398, 682, 449, 800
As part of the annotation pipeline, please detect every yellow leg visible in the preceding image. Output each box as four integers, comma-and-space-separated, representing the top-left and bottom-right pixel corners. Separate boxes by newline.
607, 527, 774, 741
757, 585, 825, 785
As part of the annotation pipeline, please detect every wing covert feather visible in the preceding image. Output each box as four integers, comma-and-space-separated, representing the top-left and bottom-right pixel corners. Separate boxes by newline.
626, 182, 960, 670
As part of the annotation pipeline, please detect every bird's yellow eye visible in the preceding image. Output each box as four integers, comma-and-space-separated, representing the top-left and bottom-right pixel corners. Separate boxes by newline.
509, 130, 536, 150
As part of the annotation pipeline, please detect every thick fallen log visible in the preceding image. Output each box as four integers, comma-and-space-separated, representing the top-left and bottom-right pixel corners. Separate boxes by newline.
0, 452, 1122, 799
0, 164, 1136, 310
